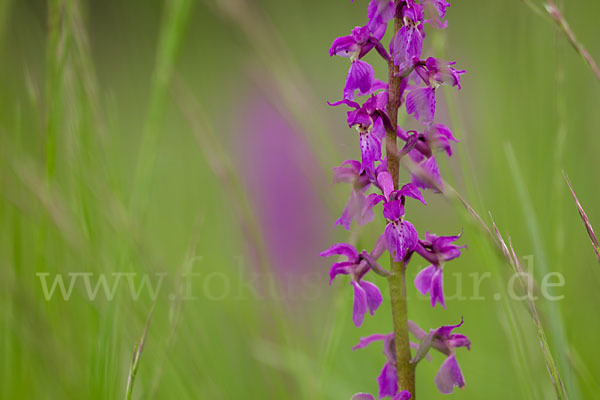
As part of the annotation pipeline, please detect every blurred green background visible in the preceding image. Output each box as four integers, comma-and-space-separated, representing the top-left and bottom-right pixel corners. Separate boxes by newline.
1, 0, 600, 398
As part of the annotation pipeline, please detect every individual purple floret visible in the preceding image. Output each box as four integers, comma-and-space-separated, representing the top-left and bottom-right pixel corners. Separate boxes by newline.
405, 57, 465, 125
330, 25, 391, 100
414, 232, 465, 307
353, 332, 425, 398
424, 123, 458, 156
353, 333, 399, 397
320, 243, 384, 327
409, 319, 471, 394
332, 160, 373, 229
329, 93, 388, 175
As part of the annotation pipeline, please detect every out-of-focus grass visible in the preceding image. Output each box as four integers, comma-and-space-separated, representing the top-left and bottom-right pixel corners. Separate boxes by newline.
1, 0, 600, 399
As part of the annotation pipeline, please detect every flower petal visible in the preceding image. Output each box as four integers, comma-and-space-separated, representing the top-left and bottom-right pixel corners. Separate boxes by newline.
332, 160, 362, 184
359, 132, 382, 174
382, 199, 404, 221
434, 354, 465, 394
320, 243, 360, 262
411, 156, 442, 191
359, 280, 383, 315
414, 265, 436, 296
351, 281, 368, 327
352, 333, 391, 350
377, 171, 395, 201
384, 220, 418, 262
430, 267, 445, 308
335, 190, 369, 230
352, 394, 376, 400
393, 391, 412, 400
330, 34, 359, 57
345, 60, 375, 100
434, 318, 464, 340
377, 361, 398, 398
398, 183, 426, 204
328, 261, 354, 284
406, 87, 436, 125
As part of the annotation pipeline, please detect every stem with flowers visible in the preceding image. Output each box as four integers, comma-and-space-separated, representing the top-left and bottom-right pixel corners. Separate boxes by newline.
321, 1, 471, 399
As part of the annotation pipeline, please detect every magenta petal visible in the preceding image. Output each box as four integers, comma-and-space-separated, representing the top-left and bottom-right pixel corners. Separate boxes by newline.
434, 318, 464, 339
427, 0, 450, 18
393, 391, 412, 400
330, 35, 359, 57
368, 0, 394, 37
377, 171, 395, 200
377, 361, 398, 398
411, 156, 442, 191
352, 333, 390, 350
434, 355, 465, 394
359, 132, 382, 174
385, 220, 418, 262
430, 267, 445, 308
406, 87, 436, 124
447, 334, 471, 350
382, 199, 404, 220
363, 193, 385, 221
398, 183, 426, 204
320, 243, 360, 262
359, 280, 383, 315
335, 190, 369, 230
394, 26, 423, 71
328, 261, 354, 284
352, 394, 376, 400
334, 199, 353, 230
414, 265, 436, 295
351, 281, 368, 327
332, 160, 362, 184
345, 60, 375, 100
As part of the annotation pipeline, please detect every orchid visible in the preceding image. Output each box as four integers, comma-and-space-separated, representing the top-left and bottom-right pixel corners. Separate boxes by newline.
324, 0, 468, 397
409, 319, 471, 394
414, 232, 466, 307
320, 243, 384, 327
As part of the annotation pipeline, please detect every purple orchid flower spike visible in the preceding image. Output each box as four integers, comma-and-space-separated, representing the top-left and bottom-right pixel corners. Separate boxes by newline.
409, 319, 470, 394
332, 160, 373, 229
414, 231, 465, 308
320, 243, 383, 327
326, 0, 469, 397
